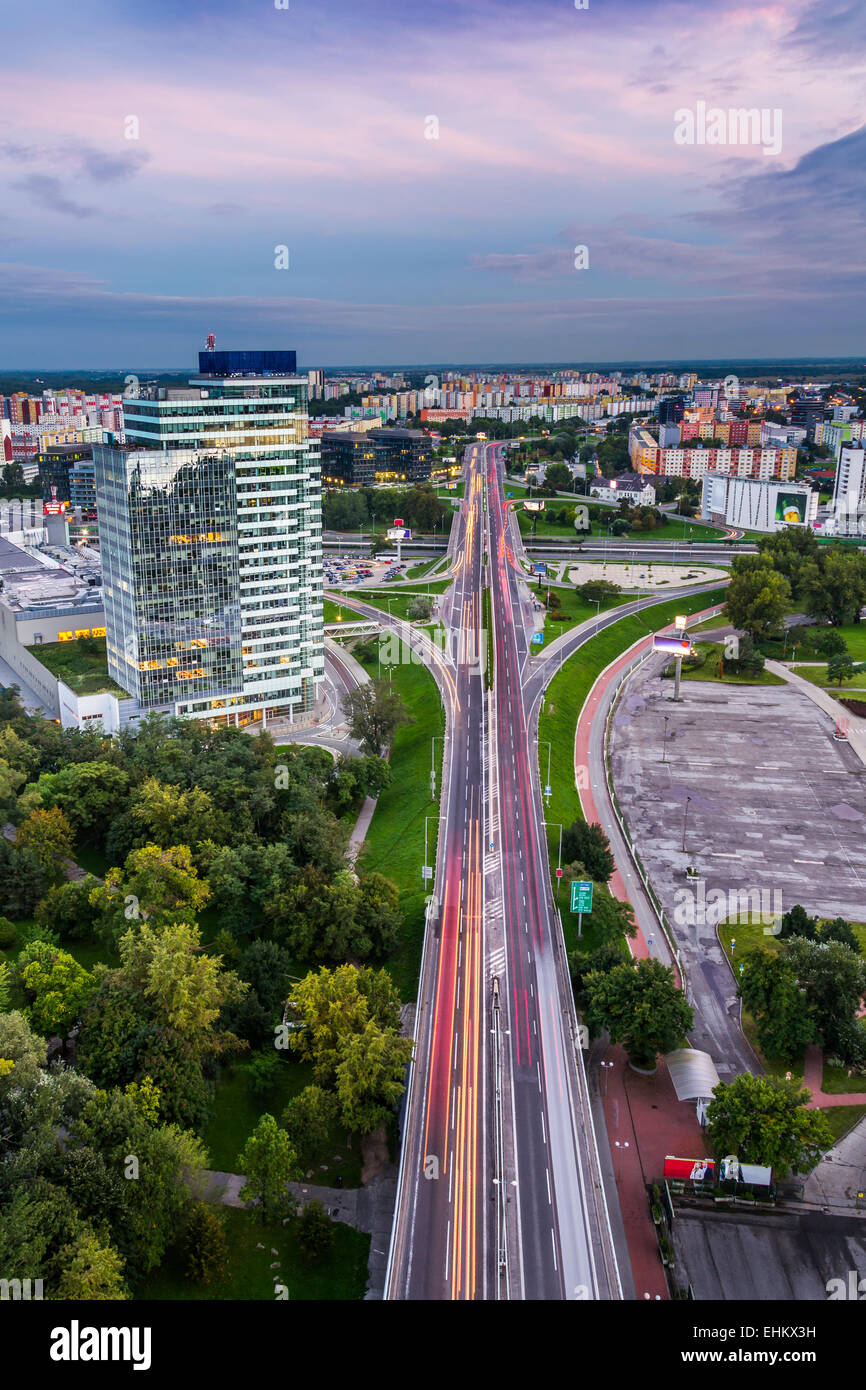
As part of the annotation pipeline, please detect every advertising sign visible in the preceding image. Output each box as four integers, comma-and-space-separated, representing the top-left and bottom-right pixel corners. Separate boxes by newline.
523, 500, 545, 513
653, 634, 692, 655
774, 491, 807, 525
387, 527, 412, 541
663, 1156, 715, 1182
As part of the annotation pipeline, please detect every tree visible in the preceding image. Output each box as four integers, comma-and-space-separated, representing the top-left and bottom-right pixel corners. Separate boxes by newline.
296, 1199, 335, 1260
0, 960, 11, 1012
182, 1202, 228, 1285
32, 761, 130, 838
286, 964, 404, 1087
706, 1074, 832, 1176
90, 843, 211, 946
334, 1019, 413, 1132
827, 653, 856, 688
55, 1231, 129, 1300
575, 579, 620, 606
327, 755, 392, 811
778, 903, 818, 942
128, 777, 230, 853
724, 562, 791, 641
786, 936, 866, 1064
560, 821, 615, 884
35, 876, 99, 942
738, 949, 813, 1064
2, 461, 25, 489
16, 941, 95, 1036
584, 957, 693, 1071
282, 1085, 340, 1169
817, 917, 860, 953
356, 872, 403, 958
117, 918, 247, 1059
342, 680, 412, 757
15, 806, 75, 883
408, 594, 433, 620
805, 548, 866, 627
238, 1114, 300, 1223
68, 1085, 207, 1279
0, 839, 51, 918
543, 461, 573, 493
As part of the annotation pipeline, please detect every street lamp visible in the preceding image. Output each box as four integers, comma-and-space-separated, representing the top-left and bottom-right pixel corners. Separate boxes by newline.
614, 1140, 630, 1180
681, 794, 691, 854
600, 1060, 614, 1096
660, 713, 670, 764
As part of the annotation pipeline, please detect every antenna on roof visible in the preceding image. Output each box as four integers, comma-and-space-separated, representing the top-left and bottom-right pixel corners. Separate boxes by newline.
205, 333, 216, 352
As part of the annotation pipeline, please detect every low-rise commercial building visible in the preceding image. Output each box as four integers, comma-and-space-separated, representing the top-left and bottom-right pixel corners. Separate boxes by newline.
321, 427, 433, 485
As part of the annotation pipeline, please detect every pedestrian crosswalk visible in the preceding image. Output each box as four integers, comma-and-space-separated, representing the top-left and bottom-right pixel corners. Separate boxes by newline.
487, 945, 506, 979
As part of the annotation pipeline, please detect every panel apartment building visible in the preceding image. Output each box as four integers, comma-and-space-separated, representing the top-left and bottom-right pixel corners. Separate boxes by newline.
93, 348, 323, 728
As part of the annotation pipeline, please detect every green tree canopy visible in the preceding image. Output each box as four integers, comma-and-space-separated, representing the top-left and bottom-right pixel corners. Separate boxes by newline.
706, 1074, 832, 1176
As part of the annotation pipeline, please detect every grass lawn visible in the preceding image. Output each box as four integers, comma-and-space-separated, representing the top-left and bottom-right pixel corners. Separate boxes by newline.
26, 637, 129, 698
353, 640, 444, 1000
672, 643, 786, 686
821, 1106, 866, 1144
136, 1203, 369, 1301
537, 589, 729, 954
202, 1055, 364, 1187
435, 481, 465, 499
832, 623, 866, 662
343, 583, 451, 624
535, 583, 628, 639
789, 664, 866, 695
405, 557, 443, 580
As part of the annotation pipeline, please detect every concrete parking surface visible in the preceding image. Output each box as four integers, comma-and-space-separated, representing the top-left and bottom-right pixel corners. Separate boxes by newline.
610, 661, 866, 930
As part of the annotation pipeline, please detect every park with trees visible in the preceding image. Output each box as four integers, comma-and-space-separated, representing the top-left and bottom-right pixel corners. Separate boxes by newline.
0, 684, 419, 1299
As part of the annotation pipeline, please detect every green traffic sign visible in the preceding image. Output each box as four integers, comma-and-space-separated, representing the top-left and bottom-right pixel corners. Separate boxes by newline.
571, 880, 593, 914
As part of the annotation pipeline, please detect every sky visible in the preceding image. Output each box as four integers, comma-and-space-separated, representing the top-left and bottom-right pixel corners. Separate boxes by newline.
1, 0, 864, 368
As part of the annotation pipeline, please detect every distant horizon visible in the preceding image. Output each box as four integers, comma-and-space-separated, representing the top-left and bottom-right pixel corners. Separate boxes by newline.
3, 355, 864, 378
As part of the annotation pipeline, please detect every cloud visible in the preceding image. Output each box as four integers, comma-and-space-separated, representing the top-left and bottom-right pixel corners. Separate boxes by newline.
782, 0, 866, 61
11, 176, 95, 219
0, 139, 149, 184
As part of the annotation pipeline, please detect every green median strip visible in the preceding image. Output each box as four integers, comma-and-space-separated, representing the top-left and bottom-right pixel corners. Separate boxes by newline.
353, 642, 445, 1000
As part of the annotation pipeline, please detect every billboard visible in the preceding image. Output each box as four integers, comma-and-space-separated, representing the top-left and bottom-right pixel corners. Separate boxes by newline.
775, 491, 807, 525
523, 500, 545, 513
664, 1156, 715, 1182
387, 527, 411, 541
653, 634, 691, 655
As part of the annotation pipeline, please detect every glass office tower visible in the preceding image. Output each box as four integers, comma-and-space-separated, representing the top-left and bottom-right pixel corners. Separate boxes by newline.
93, 348, 323, 726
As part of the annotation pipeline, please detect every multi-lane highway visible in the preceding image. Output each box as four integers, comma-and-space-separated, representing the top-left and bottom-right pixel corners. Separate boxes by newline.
385, 443, 621, 1300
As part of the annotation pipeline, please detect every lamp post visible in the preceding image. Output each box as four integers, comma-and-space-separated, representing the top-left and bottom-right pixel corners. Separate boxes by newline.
682, 794, 691, 854
614, 1139, 630, 1180
661, 713, 670, 763
601, 1059, 614, 1096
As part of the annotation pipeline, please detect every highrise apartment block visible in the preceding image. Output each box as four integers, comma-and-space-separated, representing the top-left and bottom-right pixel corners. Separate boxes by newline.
93, 348, 323, 727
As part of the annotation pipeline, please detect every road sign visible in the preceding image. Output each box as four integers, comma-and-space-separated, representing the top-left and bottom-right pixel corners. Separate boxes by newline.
531, 631, 544, 645
507, 491, 513, 498
555, 868, 563, 879
421, 866, 433, 880
571, 880, 593, 914
533, 563, 547, 575
544, 784, 552, 796
393, 517, 404, 527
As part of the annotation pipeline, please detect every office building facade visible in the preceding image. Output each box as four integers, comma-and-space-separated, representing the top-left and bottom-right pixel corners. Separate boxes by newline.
93, 348, 323, 726
321, 427, 433, 485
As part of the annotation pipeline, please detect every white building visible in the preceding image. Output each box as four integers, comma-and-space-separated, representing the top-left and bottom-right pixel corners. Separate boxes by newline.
701, 474, 817, 534
590, 473, 656, 506
824, 443, 866, 537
